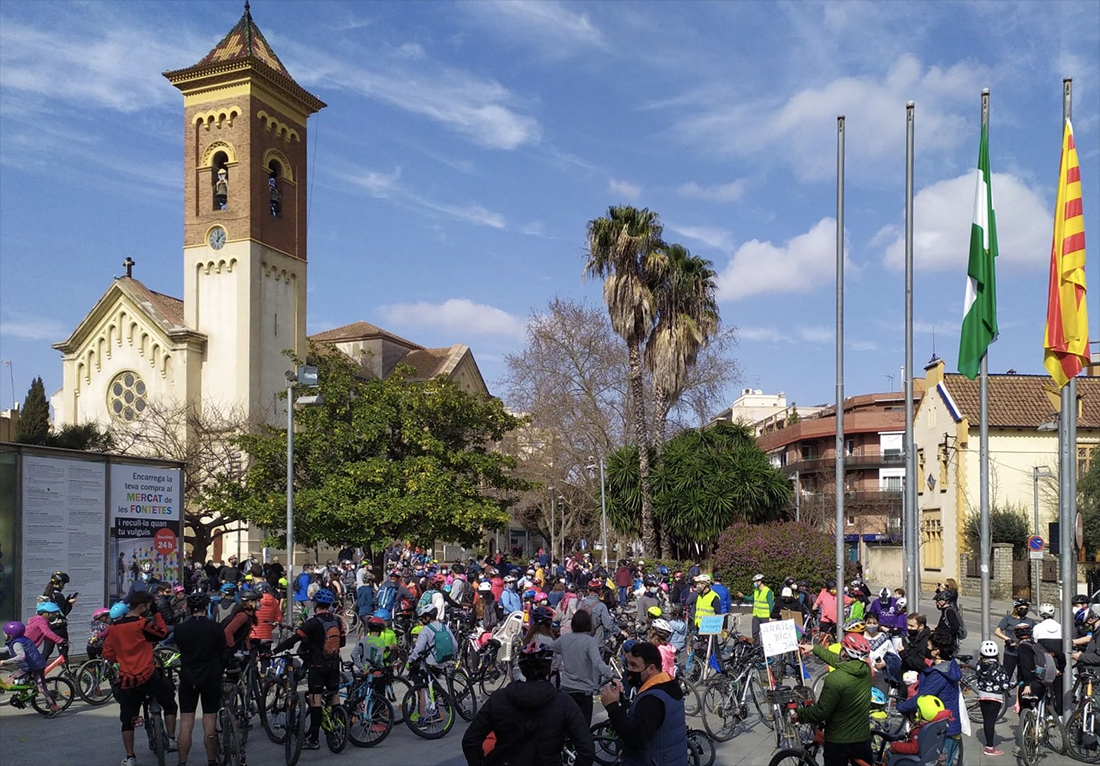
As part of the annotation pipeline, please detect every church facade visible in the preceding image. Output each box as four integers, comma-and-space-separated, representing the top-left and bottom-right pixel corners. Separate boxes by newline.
50, 6, 489, 560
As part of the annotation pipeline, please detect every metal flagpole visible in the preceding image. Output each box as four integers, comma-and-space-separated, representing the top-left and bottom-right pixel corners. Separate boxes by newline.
1061, 77, 1077, 667
978, 89, 992, 641
904, 102, 920, 612
835, 115, 846, 629
286, 379, 295, 627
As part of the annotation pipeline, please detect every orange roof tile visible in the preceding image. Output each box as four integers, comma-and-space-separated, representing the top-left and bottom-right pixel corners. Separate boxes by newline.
308, 321, 422, 350
940, 373, 1100, 429
193, 4, 291, 77
400, 347, 457, 380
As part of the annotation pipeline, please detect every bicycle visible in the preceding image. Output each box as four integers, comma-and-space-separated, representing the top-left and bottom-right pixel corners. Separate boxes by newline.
342, 661, 395, 747
137, 686, 170, 766
1016, 687, 1066, 766
586, 719, 707, 766
284, 686, 307, 766
1067, 667, 1100, 763
401, 661, 457, 739
767, 722, 901, 766
317, 693, 349, 753
957, 652, 1009, 723
216, 683, 244, 766
75, 655, 118, 705
0, 668, 74, 715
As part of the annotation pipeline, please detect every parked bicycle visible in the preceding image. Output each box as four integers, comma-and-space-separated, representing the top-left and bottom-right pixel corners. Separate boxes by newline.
1067, 667, 1100, 763
1016, 688, 1066, 766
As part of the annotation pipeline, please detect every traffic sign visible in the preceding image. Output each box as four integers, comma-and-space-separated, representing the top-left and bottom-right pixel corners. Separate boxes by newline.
1027, 535, 1044, 552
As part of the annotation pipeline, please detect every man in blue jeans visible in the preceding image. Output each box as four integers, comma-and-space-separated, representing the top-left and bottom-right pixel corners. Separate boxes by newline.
614, 560, 632, 607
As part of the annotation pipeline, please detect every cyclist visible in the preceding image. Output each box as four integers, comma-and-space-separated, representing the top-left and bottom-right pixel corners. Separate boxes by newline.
735, 573, 772, 640
174, 592, 228, 766
1072, 603, 1100, 664
127, 560, 161, 600
41, 571, 77, 656
104, 591, 179, 766
690, 574, 720, 630
580, 578, 620, 645
551, 609, 613, 726
793, 632, 872, 766
500, 575, 522, 615
1033, 602, 1066, 716
271, 587, 346, 750
250, 582, 282, 657
476, 581, 502, 632
649, 619, 677, 677
889, 694, 952, 761
376, 569, 415, 615
814, 579, 849, 638
462, 644, 594, 766
666, 605, 689, 652
974, 639, 1011, 756
87, 607, 112, 660
409, 603, 457, 672
898, 630, 963, 766
218, 555, 240, 585
635, 575, 662, 628
25, 601, 66, 659
223, 589, 260, 653
292, 564, 313, 607
1, 620, 60, 716
213, 583, 238, 624
600, 640, 687, 766
351, 614, 397, 669
994, 598, 1034, 682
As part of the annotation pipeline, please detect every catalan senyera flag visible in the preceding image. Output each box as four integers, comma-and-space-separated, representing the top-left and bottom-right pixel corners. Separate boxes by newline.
1043, 119, 1089, 387
958, 122, 998, 380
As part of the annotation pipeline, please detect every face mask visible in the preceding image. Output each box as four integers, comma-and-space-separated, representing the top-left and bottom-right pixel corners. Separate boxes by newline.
908, 629, 920, 641
1018, 609, 1029, 618
866, 625, 879, 635
626, 670, 644, 688
141, 573, 151, 581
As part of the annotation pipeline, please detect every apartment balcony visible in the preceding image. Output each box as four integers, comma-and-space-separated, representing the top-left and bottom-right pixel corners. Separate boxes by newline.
781, 452, 904, 476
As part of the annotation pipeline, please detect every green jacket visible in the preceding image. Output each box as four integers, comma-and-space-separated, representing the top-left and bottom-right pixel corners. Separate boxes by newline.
796, 645, 871, 744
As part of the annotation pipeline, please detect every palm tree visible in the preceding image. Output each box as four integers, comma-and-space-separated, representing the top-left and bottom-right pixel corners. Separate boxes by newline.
584, 206, 663, 556
645, 242, 719, 445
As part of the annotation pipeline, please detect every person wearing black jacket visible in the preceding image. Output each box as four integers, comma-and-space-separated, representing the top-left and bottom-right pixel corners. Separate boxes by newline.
1072, 604, 1100, 665
41, 571, 77, 659
175, 593, 229, 766
934, 591, 964, 646
900, 614, 932, 674
461, 645, 593, 766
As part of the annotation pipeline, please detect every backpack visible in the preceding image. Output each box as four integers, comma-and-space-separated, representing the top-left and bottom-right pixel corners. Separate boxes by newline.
955, 608, 968, 640
417, 590, 435, 611
318, 614, 345, 662
1028, 643, 1058, 687
425, 624, 455, 663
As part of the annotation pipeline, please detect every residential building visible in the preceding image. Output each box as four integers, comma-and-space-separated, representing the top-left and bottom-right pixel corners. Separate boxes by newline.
756, 384, 924, 564
711, 388, 826, 435
0, 406, 18, 443
914, 359, 1100, 586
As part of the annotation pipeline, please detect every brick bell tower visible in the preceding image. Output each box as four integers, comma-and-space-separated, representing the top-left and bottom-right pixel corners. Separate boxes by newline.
164, 1, 325, 421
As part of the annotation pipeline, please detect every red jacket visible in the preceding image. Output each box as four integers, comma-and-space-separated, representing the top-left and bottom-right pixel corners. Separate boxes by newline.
615, 566, 632, 588
103, 612, 167, 688
890, 710, 953, 755
252, 595, 281, 641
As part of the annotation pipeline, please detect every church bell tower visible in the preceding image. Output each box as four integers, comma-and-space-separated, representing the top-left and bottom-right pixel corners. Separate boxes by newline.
164, 2, 325, 421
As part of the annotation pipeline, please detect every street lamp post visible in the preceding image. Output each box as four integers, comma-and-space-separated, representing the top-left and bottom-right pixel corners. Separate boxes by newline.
587, 456, 610, 569
285, 365, 318, 627
1033, 466, 1054, 604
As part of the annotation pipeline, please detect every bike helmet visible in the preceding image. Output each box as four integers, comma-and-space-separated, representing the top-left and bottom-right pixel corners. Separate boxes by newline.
522, 588, 538, 601
651, 618, 673, 637
141, 560, 154, 573
313, 588, 335, 606
240, 590, 261, 604
220, 582, 237, 594
879, 587, 890, 600
916, 694, 945, 722
824, 578, 837, 590
646, 605, 663, 619
784, 577, 796, 587
588, 578, 604, 590
36, 602, 61, 614
1038, 603, 1056, 619
373, 608, 391, 621
870, 687, 887, 707
417, 603, 438, 619
566, 582, 578, 592
840, 633, 870, 660
895, 597, 907, 610
1088, 603, 1100, 622
432, 574, 446, 585
503, 575, 517, 584
979, 640, 999, 658
478, 581, 493, 592
517, 644, 555, 674
278, 577, 288, 588
752, 573, 764, 583
531, 606, 554, 626
187, 592, 210, 612
93, 607, 111, 620
109, 602, 129, 620
842, 619, 865, 634
643, 574, 658, 587
1014, 597, 1030, 607
1013, 622, 1034, 639
366, 616, 386, 631
50, 571, 70, 585
1073, 594, 1090, 606
2, 621, 25, 638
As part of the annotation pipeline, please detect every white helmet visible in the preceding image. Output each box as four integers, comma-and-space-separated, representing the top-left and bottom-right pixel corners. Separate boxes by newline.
417, 603, 438, 619
651, 618, 672, 636
1039, 603, 1056, 618
979, 640, 999, 658
895, 597, 907, 610
478, 581, 493, 592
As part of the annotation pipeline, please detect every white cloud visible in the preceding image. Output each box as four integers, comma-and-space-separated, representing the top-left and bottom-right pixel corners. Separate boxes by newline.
671, 55, 980, 181
667, 224, 735, 254
339, 166, 505, 229
736, 325, 836, 345
798, 326, 833, 344
279, 40, 540, 150
851, 340, 880, 352
0, 312, 66, 341
738, 326, 792, 344
717, 218, 838, 301
879, 171, 1051, 271
608, 178, 642, 201
462, 1, 607, 55
377, 299, 524, 339
676, 180, 747, 203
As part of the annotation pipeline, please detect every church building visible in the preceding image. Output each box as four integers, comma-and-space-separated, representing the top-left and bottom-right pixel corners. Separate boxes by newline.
49, 5, 489, 559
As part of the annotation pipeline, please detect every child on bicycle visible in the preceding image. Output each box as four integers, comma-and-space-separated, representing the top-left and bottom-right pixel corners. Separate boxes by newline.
352, 614, 397, 670
86, 608, 111, 660
890, 694, 952, 760
2, 620, 60, 716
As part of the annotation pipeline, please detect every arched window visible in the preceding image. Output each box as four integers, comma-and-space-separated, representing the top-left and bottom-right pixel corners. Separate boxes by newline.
212, 151, 229, 210
268, 159, 282, 218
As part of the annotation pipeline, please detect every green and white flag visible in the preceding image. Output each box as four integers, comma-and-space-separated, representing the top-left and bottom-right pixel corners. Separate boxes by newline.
957, 124, 999, 380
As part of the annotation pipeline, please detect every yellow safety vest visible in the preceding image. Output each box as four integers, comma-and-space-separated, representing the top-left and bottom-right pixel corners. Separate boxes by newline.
694, 589, 720, 627
753, 585, 773, 619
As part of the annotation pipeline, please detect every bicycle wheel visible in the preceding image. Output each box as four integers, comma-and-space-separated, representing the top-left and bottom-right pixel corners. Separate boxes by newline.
147, 710, 167, 766
1018, 708, 1039, 766
768, 747, 817, 766
701, 681, 741, 742
324, 704, 349, 753
1046, 711, 1067, 755
750, 675, 774, 730
679, 677, 701, 718
284, 693, 305, 766
349, 692, 394, 747
591, 720, 623, 766
385, 675, 413, 725
1066, 707, 1100, 763
687, 728, 717, 766
401, 683, 455, 739
261, 677, 291, 744
30, 676, 74, 714
479, 659, 508, 696
217, 707, 242, 766
77, 659, 115, 705
450, 669, 478, 722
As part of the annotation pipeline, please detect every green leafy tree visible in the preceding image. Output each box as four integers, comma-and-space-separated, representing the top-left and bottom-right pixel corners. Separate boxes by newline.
963, 503, 1031, 557
206, 347, 529, 551
585, 206, 663, 555
49, 423, 115, 452
1079, 462, 1100, 559
15, 376, 50, 444
714, 521, 856, 598
605, 422, 790, 557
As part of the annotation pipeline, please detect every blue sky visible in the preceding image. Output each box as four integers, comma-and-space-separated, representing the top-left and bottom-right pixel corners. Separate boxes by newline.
1, 0, 1098, 419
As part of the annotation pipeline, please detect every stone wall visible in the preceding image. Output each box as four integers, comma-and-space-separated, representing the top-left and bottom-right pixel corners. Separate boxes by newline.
959, 542, 1014, 601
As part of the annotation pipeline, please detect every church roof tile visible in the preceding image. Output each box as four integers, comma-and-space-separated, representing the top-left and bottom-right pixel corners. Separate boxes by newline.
939, 372, 1100, 429
400, 346, 462, 380
308, 321, 422, 349
193, 3, 291, 78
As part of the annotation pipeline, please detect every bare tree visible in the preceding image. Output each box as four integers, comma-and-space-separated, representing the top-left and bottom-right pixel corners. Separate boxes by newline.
112, 400, 259, 562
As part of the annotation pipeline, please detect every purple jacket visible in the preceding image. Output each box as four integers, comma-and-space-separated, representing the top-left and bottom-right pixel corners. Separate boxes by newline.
870, 597, 905, 631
